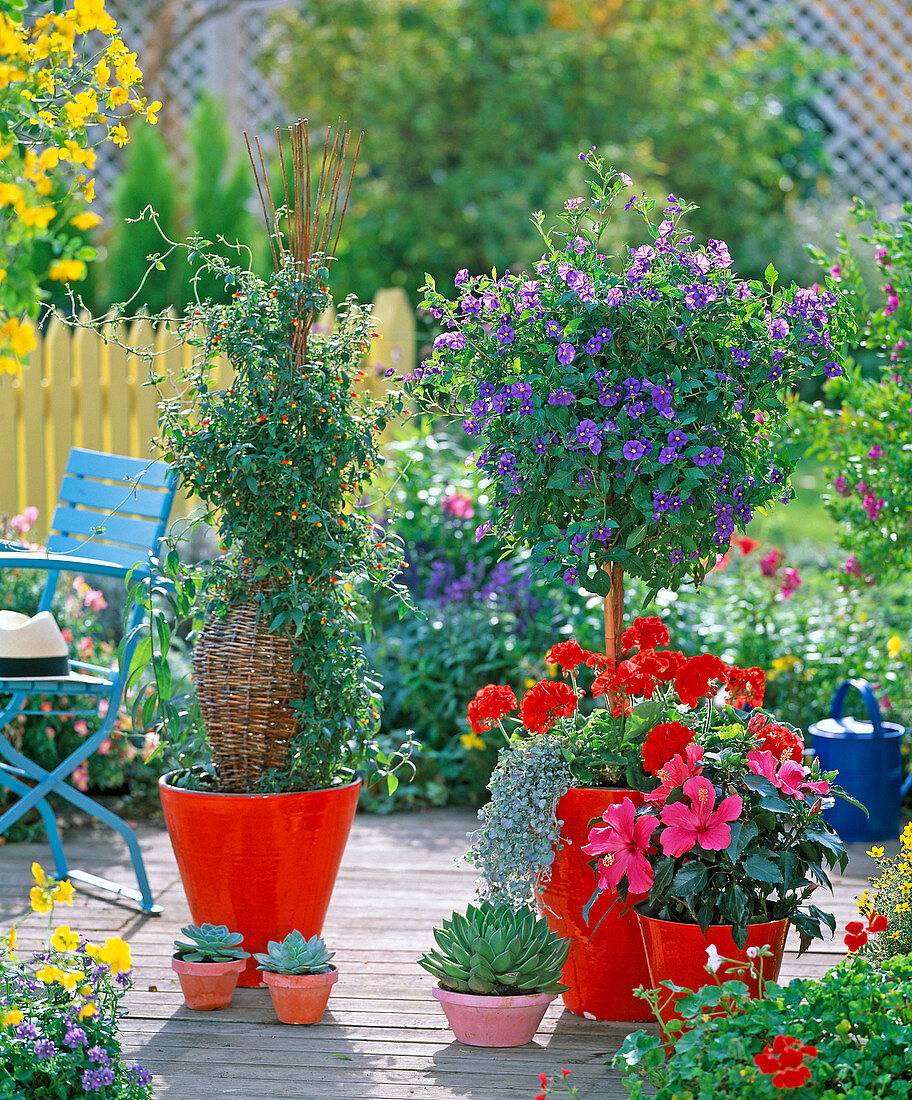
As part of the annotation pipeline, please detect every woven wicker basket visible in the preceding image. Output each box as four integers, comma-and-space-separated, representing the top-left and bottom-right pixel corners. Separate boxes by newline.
192, 581, 306, 792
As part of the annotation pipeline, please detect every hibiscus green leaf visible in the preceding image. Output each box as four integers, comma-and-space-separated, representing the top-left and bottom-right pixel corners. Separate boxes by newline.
726, 819, 757, 862
650, 857, 676, 900
671, 862, 708, 896
759, 791, 791, 813
742, 854, 783, 884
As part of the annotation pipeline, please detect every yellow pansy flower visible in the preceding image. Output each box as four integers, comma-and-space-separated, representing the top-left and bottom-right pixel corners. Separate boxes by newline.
36, 964, 66, 984
460, 731, 486, 751
1, 1009, 23, 1027
84, 943, 101, 960
52, 880, 75, 905
50, 925, 81, 952
30, 886, 53, 914
71, 211, 102, 231
4, 929, 16, 952
888, 635, 904, 658
48, 259, 86, 282
31, 863, 46, 887
59, 969, 85, 991
78, 1001, 97, 1019
98, 937, 132, 974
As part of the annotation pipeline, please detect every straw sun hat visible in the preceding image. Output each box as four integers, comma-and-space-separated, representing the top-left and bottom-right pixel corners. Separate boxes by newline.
0, 610, 72, 679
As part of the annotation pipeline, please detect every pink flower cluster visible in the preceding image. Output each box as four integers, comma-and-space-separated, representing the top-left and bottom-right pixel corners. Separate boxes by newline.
8, 506, 39, 535
441, 493, 475, 519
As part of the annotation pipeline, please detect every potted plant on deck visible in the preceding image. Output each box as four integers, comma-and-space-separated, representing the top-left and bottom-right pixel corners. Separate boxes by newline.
413, 148, 854, 1020
127, 121, 411, 985
254, 931, 338, 1025
171, 923, 249, 1010
418, 901, 570, 1047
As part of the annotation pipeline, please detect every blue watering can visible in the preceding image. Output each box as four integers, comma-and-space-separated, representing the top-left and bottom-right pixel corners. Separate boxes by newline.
809, 679, 911, 843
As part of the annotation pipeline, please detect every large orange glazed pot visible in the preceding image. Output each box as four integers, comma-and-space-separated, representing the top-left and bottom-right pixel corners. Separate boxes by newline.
159, 775, 360, 987
538, 786, 653, 1021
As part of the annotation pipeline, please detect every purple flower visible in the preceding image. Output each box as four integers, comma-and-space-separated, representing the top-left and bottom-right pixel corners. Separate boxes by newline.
496, 452, 516, 475
664, 194, 682, 215
82, 1067, 116, 1091
129, 1066, 154, 1088
623, 439, 648, 461
510, 382, 532, 400
833, 475, 850, 496
627, 400, 647, 419
767, 365, 783, 381
34, 1038, 57, 1059
667, 429, 687, 447
563, 566, 578, 586
478, 382, 495, 399
475, 521, 491, 543
570, 533, 587, 555
652, 491, 670, 514
586, 337, 602, 355
658, 219, 674, 237
16, 1022, 37, 1041
518, 398, 534, 415
63, 1025, 87, 1048
462, 418, 480, 436
557, 342, 576, 365
768, 466, 784, 485
545, 319, 563, 339
669, 548, 685, 563
730, 348, 750, 368
597, 327, 612, 341
707, 239, 733, 268
769, 317, 789, 339
658, 446, 678, 465
824, 361, 842, 378
735, 503, 753, 523
868, 443, 884, 461
593, 524, 614, 542
455, 269, 469, 286
490, 392, 508, 414
694, 448, 713, 467
87, 1046, 110, 1064
574, 419, 602, 454
604, 287, 624, 308
496, 324, 515, 345
533, 437, 549, 455
547, 390, 575, 405
710, 447, 724, 465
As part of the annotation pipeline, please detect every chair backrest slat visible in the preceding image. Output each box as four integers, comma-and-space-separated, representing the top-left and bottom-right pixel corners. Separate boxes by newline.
64, 449, 173, 490
50, 505, 163, 552
58, 475, 172, 521
43, 448, 177, 576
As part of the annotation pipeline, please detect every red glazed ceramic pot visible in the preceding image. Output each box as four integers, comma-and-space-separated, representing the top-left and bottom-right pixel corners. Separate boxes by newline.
637, 912, 789, 1029
262, 967, 339, 1025
538, 786, 652, 1021
159, 776, 360, 987
432, 987, 557, 1046
171, 956, 246, 1011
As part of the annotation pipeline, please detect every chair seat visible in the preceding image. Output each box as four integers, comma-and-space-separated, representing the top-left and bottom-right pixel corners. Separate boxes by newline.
0, 673, 113, 694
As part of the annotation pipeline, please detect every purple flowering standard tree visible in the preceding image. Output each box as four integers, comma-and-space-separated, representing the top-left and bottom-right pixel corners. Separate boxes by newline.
412, 150, 853, 658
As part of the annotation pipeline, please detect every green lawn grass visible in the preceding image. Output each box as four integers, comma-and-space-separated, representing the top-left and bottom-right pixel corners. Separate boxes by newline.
746, 456, 838, 556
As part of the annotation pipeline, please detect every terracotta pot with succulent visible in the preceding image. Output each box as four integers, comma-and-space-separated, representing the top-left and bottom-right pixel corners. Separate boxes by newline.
418, 902, 570, 1047
123, 121, 413, 985
254, 931, 338, 1025
413, 146, 854, 1019
171, 923, 249, 1010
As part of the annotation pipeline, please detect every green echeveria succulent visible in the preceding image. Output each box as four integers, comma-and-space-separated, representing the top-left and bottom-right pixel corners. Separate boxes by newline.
253, 931, 334, 975
173, 924, 249, 963
418, 901, 570, 996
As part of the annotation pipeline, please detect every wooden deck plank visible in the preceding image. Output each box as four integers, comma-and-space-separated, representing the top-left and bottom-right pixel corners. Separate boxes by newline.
0, 810, 884, 1098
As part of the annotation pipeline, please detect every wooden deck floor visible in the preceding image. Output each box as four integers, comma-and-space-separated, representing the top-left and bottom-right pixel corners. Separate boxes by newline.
0, 808, 879, 1100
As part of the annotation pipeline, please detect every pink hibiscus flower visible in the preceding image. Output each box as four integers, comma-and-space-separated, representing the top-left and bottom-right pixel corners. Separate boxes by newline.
659, 776, 743, 857
645, 744, 705, 807
582, 798, 660, 894
746, 749, 831, 802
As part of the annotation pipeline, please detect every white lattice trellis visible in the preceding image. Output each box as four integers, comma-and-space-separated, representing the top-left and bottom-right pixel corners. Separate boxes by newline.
728, 0, 912, 206
94, 0, 288, 210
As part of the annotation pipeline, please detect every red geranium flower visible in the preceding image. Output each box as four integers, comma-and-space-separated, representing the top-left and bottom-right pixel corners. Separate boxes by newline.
734, 535, 761, 555
519, 680, 578, 734
621, 615, 670, 653
724, 665, 766, 709
844, 920, 868, 952
756, 722, 805, 764
753, 1034, 817, 1090
642, 721, 697, 775
466, 684, 517, 734
545, 639, 591, 673
634, 648, 685, 683
614, 659, 657, 698
867, 911, 888, 933
674, 653, 729, 708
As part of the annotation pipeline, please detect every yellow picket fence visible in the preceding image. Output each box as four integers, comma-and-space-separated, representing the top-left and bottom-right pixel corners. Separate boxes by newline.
0, 288, 416, 539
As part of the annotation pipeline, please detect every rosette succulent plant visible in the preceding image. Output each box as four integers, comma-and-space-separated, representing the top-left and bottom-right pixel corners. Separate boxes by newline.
173, 924, 249, 963
254, 931, 334, 975
418, 901, 570, 995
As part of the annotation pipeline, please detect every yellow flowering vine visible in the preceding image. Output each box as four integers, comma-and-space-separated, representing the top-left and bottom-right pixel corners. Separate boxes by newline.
0, 0, 160, 373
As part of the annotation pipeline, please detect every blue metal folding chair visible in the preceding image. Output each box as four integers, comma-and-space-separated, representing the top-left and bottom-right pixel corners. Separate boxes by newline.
0, 448, 176, 913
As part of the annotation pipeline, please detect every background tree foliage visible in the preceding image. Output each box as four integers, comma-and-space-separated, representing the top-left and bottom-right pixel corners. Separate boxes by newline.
267, 0, 829, 303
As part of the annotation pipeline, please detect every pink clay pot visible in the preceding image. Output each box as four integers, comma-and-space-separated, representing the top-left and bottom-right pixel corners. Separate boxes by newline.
171, 956, 247, 1010
432, 986, 557, 1047
262, 967, 339, 1024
